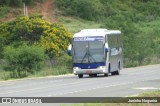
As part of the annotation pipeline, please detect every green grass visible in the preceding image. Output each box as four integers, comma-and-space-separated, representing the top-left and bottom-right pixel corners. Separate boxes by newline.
0, 6, 9, 18
29, 66, 72, 78
0, 65, 72, 81
58, 16, 101, 34
136, 18, 160, 33
138, 90, 160, 97
0, 54, 72, 81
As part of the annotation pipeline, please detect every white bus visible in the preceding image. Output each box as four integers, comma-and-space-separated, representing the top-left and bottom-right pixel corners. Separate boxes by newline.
68, 29, 123, 78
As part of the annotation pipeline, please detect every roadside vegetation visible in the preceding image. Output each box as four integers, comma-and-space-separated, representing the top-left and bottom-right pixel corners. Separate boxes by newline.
0, 0, 160, 80
66, 90, 160, 106
0, 15, 72, 80
0, 0, 45, 7
138, 90, 160, 97
55, 0, 160, 67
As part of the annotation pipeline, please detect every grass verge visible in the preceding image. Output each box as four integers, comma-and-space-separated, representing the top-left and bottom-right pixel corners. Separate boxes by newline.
138, 90, 160, 97
0, 54, 72, 81
64, 90, 160, 106
0, 66, 72, 81
58, 16, 101, 34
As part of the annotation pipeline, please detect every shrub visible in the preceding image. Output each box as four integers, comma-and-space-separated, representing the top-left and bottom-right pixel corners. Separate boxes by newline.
0, 16, 72, 59
3, 44, 47, 78
40, 23, 72, 58
0, 6, 9, 18
55, 0, 105, 21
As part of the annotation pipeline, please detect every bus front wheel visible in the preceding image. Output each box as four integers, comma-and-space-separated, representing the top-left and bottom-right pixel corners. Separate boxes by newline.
115, 63, 120, 75
115, 69, 120, 75
104, 73, 108, 77
78, 74, 83, 78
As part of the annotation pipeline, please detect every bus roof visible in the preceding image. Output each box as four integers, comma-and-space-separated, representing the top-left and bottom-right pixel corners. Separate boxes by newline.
73, 29, 121, 38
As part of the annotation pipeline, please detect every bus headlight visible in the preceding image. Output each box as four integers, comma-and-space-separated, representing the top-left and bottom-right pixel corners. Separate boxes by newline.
73, 67, 80, 70
73, 67, 80, 74
97, 66, 105, 69
98, 66, 106, 72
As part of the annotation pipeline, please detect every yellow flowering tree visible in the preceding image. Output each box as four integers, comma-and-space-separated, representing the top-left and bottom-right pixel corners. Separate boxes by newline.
0, 16, 72, 59
40, 24, 72, 58
0, 23, 10, 58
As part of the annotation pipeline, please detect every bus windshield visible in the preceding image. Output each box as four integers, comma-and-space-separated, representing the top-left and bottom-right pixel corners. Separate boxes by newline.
73, 41, 105, 63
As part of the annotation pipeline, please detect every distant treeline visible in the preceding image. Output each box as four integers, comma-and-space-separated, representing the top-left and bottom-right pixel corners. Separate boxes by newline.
0, 0, 45, 6
55, 0, 160, 21
55, 0, 160, 67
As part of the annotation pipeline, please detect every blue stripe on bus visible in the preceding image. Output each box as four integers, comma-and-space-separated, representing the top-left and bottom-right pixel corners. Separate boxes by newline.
73, 62, 105, 69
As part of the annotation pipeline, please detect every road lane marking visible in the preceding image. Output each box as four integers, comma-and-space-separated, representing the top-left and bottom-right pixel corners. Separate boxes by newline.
1, 76, 160, 96
124, 64, 160, 70
128, 70, 159, 75
0, 77, 108, 95
0, 64, 159, 83
50, 78, 160, 96
125, 94, 139, 97
0, 74, 74, 83
0, 83, 15, 87
0, 80, 64, 90
133, 87, 160, 90
0, 63, 160, 96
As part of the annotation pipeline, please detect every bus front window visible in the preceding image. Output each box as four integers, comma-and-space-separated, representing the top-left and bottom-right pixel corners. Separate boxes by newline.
73, 42, 88, 63
89, 41, 105, 63
73, 41, 105, 63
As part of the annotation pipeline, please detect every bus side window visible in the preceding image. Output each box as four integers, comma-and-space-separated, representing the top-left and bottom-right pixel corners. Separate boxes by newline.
108, 35, 111, 46
116, 35, 119, 47
112, 35, 117, 48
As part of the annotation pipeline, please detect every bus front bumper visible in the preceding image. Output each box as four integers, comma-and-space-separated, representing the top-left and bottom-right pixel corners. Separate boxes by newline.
73, 68, 107, 75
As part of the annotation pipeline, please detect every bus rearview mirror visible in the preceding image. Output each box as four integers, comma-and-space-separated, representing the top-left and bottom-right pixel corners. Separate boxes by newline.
68, 44, 72, 56
105, 48, 108, 52
105, 43, 108, 52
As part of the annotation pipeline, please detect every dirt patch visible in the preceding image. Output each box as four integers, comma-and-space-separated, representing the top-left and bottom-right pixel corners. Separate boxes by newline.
0, 0, 57, 23
41, 0, 57, 22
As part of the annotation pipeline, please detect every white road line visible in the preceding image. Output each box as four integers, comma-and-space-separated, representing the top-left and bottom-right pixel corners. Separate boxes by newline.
0, 83, 15, 87
125, 94, 139, 97
0, 80, 64, 90
128, 70, 159, 75
46, 95, 52, 97
0, 64, 159, 96
0, 78, 107, 95
133, 87, 160, 90
51, 78, 160, 96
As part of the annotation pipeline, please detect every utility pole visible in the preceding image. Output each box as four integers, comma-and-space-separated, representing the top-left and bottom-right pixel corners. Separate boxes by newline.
24, 3, 26, 16
23, 2, 28, 16
26, 5, 28, 17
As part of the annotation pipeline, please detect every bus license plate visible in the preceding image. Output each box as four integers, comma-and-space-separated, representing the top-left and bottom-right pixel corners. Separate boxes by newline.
86, 70, 92, 74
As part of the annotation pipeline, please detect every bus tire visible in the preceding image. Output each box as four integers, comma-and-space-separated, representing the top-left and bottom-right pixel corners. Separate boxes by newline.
105, 64, 110, 77
111, 72, 116, 75
115, 63, 120, 75
89, 74, 93, 77
93, 74, 97, 77
78, 74, 83, 78
104, 73, 108, 77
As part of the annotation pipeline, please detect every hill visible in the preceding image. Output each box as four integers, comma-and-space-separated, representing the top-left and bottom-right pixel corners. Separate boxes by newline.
55, 0, 160, 67
0, 0, 160, 68
0, 0, 56, 22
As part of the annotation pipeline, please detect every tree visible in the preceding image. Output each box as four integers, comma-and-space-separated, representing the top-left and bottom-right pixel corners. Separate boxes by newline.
40, 23, 72, 58
0, 16, 72, 59
3, 44, 47, 78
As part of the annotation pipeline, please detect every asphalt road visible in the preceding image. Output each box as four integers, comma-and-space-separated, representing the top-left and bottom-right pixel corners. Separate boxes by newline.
0, 64, 160, 97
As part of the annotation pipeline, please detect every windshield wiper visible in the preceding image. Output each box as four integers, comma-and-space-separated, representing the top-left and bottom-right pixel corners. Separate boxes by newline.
88, 51, 97, 63
81, 51, 88, 63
